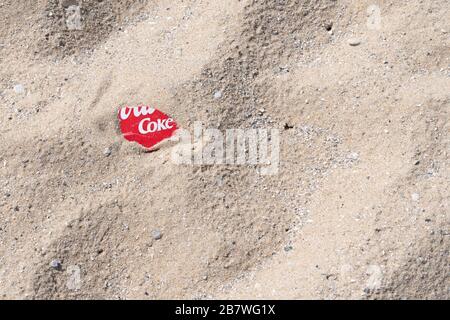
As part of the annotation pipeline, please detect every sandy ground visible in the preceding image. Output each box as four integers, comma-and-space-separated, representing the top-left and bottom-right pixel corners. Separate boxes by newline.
0, 0, 448, 299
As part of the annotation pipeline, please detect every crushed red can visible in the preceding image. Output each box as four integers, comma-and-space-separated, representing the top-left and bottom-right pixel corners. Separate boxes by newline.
118, 105, 178, 149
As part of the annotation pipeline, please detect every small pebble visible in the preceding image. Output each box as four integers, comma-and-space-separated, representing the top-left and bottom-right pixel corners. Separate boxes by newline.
13, 84, 25, 94
348, 38, 362, 46
103, 147, 112, 157
348, 152, 360, 161
213, 91, 222, 100
151, 229, 163, 240
50, 259, 62, 270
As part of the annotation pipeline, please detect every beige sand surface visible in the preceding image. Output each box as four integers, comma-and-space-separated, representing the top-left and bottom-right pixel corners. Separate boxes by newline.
0, 0, 448, 299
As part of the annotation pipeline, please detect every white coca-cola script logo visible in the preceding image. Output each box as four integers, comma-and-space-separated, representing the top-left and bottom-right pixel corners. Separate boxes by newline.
138, 118, 175, 134
119, 106, 155, 120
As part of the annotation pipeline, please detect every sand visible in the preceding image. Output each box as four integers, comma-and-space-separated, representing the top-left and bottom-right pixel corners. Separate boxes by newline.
0, 0, 448, 299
